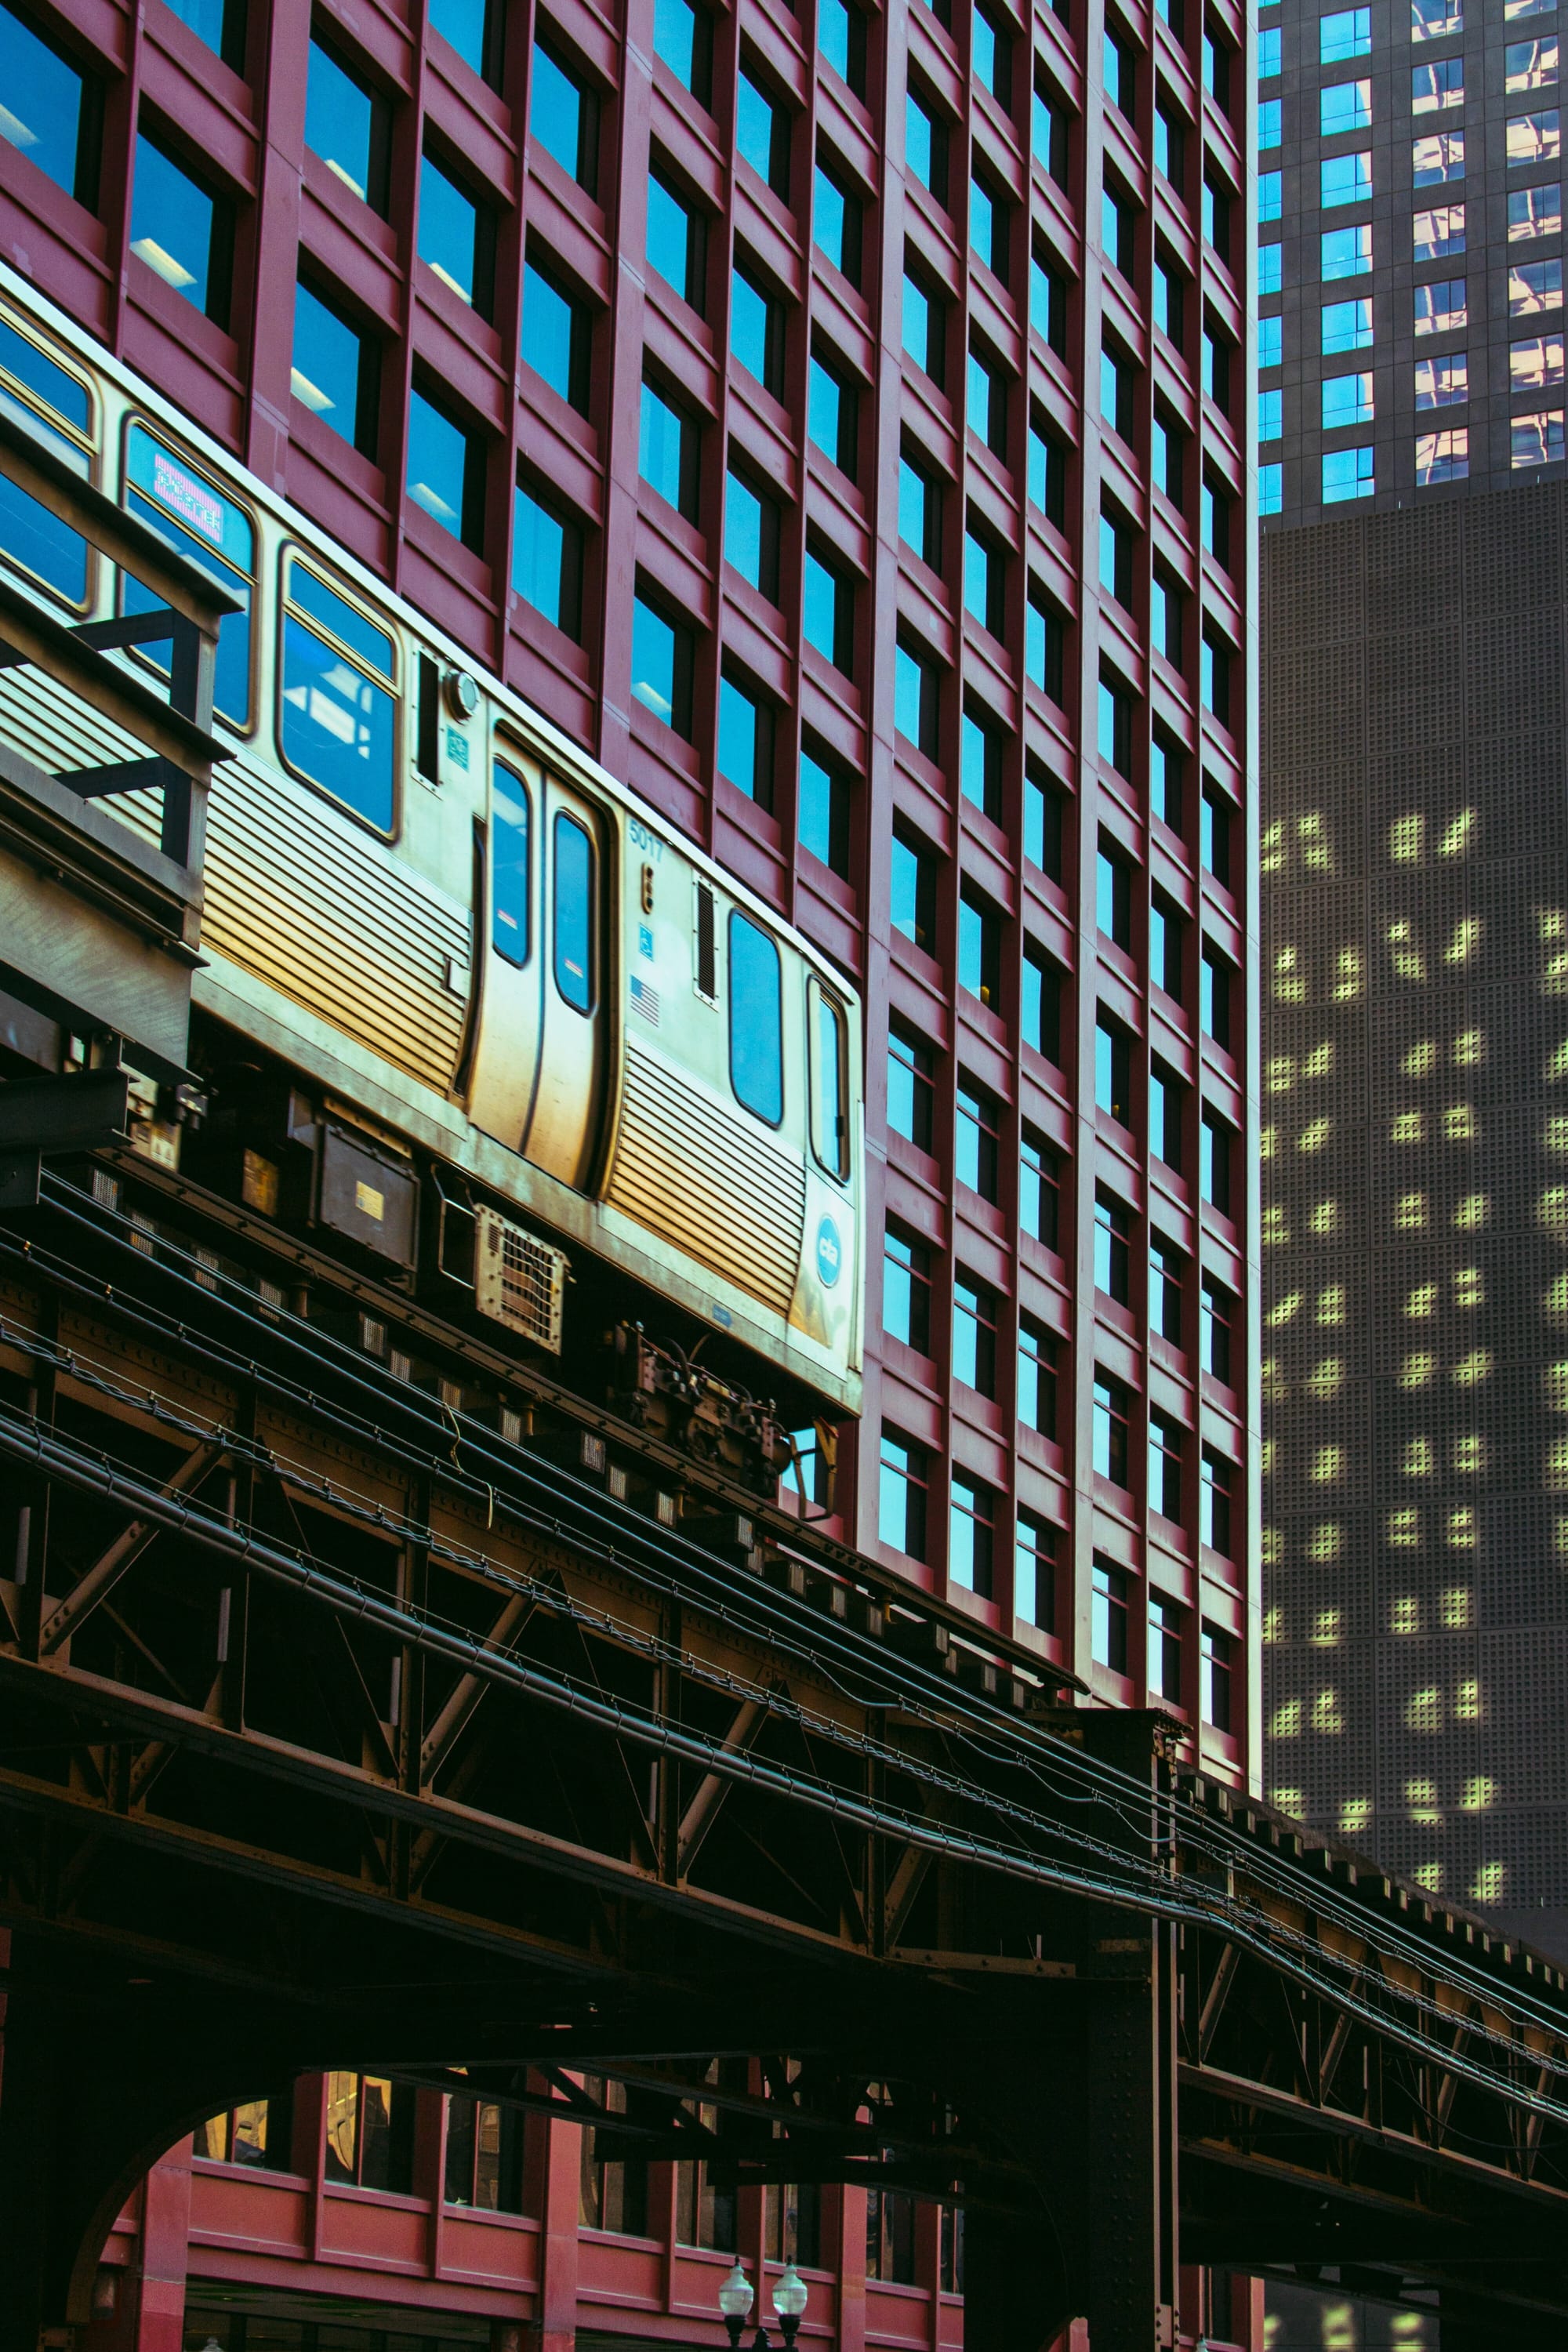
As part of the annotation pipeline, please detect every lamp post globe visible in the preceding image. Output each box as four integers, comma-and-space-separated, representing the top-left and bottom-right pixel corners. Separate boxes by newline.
718, 2260, 756, 2350
771, 2263, 809, 2347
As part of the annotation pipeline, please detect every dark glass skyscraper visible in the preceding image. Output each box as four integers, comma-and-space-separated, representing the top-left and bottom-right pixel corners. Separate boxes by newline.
1260, 0, 1568, 1954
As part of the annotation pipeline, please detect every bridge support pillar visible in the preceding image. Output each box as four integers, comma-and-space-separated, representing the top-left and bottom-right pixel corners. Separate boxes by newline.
1080, 1927, 1180, 2352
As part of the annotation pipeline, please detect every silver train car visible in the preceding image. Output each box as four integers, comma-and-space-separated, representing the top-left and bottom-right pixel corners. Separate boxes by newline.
0, 268, 864, 1439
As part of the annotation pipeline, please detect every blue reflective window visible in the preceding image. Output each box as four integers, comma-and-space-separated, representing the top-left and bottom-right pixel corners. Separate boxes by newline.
729, 912, 783, 1125
1258, 240, 1283, 295
124, 426, 254, 725
1321, 151, 1372, 206
0, 468, 85, 602
1258, 24, 1281, 72
429, 0, 491, 79
1259, 170, 1282, 220
553, 811, 594, 1011
0, 4, 89, 200
292, 280, 373, 451
1258, 314, 1283, 367
305, 38, 386, 211
281, 562, 396, 832
522, 260, 589, 412
654, 0, 702, 89
1259, 461, 1283, 515
513, 484, 582, 640
1323, 445, 1375, 500
408, 387, 481, 547
131, 132, 226, 324
420, 153, 488, 311
1259, 387, 1283, 439
1322, 297, 1374, 352
1320, 5, 1370, 60
531, 43, 595, 186
1258, 96, 1282, 145
1322, 223, 1373, 279
732, 263, 782, 394
491, 764, 530, 967
162, 0, 241, 64
648, 170, 702, 307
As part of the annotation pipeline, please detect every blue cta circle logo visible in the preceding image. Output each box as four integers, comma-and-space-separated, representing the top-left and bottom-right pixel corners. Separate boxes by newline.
815, 1215, 843, 1287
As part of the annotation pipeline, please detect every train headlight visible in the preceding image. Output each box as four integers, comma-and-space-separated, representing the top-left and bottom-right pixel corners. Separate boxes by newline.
445, 667, 480, 720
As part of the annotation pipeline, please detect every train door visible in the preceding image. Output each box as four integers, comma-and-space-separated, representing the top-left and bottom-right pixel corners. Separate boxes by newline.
467, 757, 546, 1159
523, 777, 607, 1188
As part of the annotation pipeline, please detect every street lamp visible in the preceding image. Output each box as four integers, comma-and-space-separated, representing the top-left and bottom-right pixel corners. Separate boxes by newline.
717, 2259, 811, 2352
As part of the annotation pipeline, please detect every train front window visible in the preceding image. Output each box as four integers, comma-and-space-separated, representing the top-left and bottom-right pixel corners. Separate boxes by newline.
492, 764, 530, 966
553, 810, 595, 1011
280, 556, 396, 833
729, 912, 782, 1126
809, 978, 849, 1178
0, 314, 93, 607
122, 424, 253, 727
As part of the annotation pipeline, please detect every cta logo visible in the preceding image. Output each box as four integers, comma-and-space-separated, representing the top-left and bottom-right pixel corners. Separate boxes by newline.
815, 1215, 842, 1288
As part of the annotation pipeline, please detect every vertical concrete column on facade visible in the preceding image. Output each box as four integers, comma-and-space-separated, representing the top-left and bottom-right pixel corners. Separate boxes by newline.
125, 2143, 193, 2352
533, 2102, 583, 2352
243, 0, 310, 491
834, 2183, 867, 2352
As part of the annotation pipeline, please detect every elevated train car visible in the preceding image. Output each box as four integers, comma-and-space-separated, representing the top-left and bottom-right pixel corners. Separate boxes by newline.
0, 267, 863, 1475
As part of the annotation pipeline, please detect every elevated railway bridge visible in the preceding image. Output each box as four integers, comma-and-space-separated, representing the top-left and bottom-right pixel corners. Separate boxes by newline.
0, 352, 1566, 2352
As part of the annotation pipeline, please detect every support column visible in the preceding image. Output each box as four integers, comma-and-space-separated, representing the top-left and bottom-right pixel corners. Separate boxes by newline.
1083, 1927, 1180, 2352
126, 2145, 191, 2352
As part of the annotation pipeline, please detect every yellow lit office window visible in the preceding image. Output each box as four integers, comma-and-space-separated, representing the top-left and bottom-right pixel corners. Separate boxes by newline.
1461, 1775, 1496, 1812
1443, 917, 1479, 965
1405, 1777, 1439, 1824
1271, 1699, 1302, 1738
1391, 1595, 1420, 1633
1439, 808, 1474, 857
1299, 813, 1332, 869
1311, 1607, 1342, 1646
1389, 813, 1423, 862
1395, 1192, 1427, 1231
1274, 946, 1306, 1000
1454, 1267, 1483, 1308
1454, 1676, 1482, 1719
1440, 1587, 1473, 1628
1262, 1604, 1283, 1644
1312, 1690, 1343, 1734
1332, 946, 1363, 1000
1305, 1357, 1344, 1400
1399, 1352, 1436, 1388
1452, 1432, 1485, 1475
1406, 1686, 1442, 1730
1307, 1523, 1341, 1562
1446, 1506, 1476, 1548
1454, 1193, 1488, 1229
1388, 919, 1425, 981
1308, 1199, 1340, 1235
1470, 1861, 1504, 1903
1338, 1796, 1372, 1837
1392, 1109, 1425, 1144
1388, 1508, 1421, 1548
1316, 1285, 1346, 1325
1403, 1040, 1436, 1078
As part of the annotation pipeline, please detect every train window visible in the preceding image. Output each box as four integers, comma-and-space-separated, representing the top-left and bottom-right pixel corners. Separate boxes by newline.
0, 314, 93, 607
122, 424, 254, 728
695, 880, 717, 1002
728, 912, 782, 1126
279, 554, 397, 833
809, 979, 850, 1180
553, 810, 595, 1011
492, 764, 530, 966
